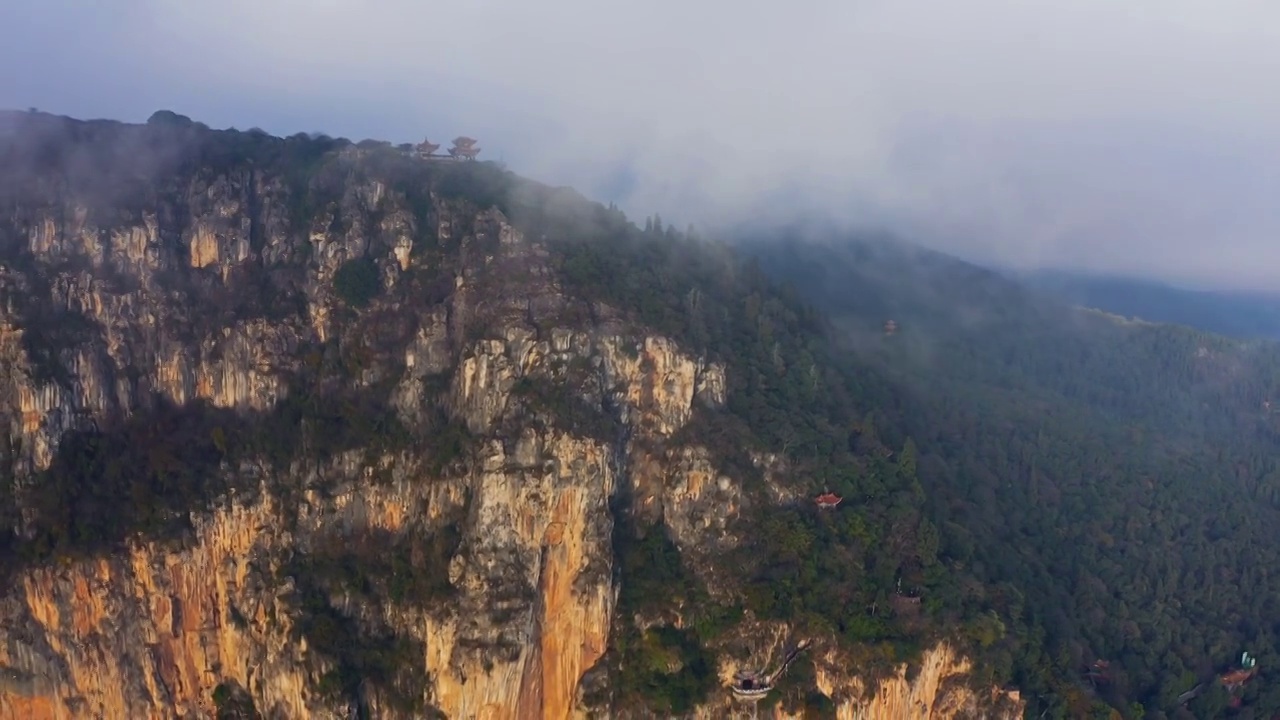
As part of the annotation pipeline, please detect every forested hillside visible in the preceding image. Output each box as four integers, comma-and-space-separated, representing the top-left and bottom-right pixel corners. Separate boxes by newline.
743, 234, 1280, 717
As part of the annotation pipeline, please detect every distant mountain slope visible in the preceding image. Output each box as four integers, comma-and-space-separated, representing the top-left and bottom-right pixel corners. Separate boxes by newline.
1018, 268, 1280, 341
743, 232, 1280, 718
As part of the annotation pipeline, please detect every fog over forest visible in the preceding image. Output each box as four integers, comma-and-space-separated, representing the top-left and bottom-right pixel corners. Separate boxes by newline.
3, 0, 1278, 290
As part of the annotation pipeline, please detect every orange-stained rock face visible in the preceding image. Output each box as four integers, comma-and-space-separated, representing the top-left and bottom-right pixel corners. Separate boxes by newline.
0, 695, 58, 720
808, 642, 1022, 720
2, 494, 316, 720
0, 315, 733, 720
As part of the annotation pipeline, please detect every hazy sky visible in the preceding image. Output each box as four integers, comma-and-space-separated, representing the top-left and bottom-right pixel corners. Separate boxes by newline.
3, 0, 1279, 290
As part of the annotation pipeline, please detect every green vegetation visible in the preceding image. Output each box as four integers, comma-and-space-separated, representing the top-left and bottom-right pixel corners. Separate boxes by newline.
282, 526, 460, 716
13, 400, 246, 566
616, 624, 716, 714
333, 257, 381, 308
546, 215, 950, 691
434, 159, 517, 215
212, 681, 261, 720
291, 526, 462, 607
509, 375, 620, 443
745, 236, 1280, 717
538, 203, 1280, 716
607, 514, 723, 712
289, 573, 428, 713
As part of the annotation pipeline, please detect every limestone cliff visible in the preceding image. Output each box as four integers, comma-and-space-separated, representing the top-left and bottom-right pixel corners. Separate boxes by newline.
0, 111, 1024, 719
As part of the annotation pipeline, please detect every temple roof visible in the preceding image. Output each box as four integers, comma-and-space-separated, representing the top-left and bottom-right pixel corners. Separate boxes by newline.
1221, 668, 1256, 686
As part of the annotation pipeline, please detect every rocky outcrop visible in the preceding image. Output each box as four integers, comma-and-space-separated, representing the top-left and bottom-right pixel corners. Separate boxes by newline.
0, 114, 1023, 719
811, 643, 1023, 720
2, 491, 316, 720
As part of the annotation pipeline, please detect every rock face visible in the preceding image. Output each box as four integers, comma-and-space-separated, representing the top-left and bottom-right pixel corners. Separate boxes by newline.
0, 113, 1023, 719
812, 643, 1023, 720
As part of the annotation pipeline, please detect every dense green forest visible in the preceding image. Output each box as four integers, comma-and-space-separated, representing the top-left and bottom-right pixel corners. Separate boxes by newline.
5, 111, 1280, 718
739, 235, 1280, 717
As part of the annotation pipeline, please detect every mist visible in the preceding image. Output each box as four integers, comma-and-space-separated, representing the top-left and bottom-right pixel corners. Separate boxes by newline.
3, 0, 1279, 290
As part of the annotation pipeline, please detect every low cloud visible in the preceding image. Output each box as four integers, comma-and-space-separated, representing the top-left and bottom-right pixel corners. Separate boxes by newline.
3, 0, 1279, 289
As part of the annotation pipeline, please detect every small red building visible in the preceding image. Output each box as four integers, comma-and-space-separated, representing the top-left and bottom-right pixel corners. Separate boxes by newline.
815, 492, 843, 509
1220, 667, 1256, 691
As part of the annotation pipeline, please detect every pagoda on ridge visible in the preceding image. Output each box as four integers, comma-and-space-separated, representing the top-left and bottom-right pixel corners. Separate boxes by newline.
414, 138, 441, 159
449, 136, 481, 161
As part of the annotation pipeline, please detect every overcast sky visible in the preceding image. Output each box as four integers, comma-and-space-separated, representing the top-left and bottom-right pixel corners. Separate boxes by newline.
3, 0, 1279, 291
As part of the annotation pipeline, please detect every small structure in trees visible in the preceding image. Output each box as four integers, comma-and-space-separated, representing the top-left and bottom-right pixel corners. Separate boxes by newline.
1083, 659, 1111, 688
892, 577, 923, 611
1220, 652, 1258, 692
815, 492, 843, 509
449, 136, 481, 161
884, 319, 898, 336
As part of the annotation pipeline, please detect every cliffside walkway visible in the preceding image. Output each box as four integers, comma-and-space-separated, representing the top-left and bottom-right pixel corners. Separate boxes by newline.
730, 639, 812, 716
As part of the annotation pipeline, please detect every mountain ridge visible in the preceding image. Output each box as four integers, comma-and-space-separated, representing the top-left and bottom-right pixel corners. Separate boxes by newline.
0, 109, 1022, 719
1014, 267, 1280, 341
6, 108, 1280, 719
